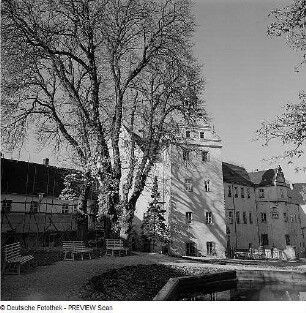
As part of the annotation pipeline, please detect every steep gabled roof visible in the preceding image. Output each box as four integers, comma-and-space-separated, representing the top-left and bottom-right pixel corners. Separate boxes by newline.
1, 158, 73, 197
248, 169, 277, 186
222, 162, 254, 186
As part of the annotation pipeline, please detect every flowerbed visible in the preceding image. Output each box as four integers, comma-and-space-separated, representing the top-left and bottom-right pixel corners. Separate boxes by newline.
81, 264, 224, 301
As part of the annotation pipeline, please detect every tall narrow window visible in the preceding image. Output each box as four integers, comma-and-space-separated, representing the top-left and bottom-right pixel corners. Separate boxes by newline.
62, 203, 69, 214
243, 212, 247, 224
183, 150, 190, 161
186, 242, 196, 256
280, 188, 284, 199
185, 178, 193, 192
234, 187, 238, 198
1, 200, 12, 213
285, 234, 290, 245
284, 212, 288, 222
261, 212, 267, 223
30, 201, 39, 213
186, 212, 192, 223
205, 212, 213, 224
236, 212, 240, 224
261, 234, 269, 246
259, 189, 265, 198
247, 188, 251, 199
229, 211, 234, 224
249, 212, 253, 224
204, 180, 210, 192
228, 185, 232, 197
186, 130, 191, 138
241, 187, 244, 198
202, 151, 209, 162
206, 242, 216, 256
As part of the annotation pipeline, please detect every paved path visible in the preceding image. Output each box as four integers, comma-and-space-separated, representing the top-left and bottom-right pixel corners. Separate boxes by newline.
2, 253, 306, 301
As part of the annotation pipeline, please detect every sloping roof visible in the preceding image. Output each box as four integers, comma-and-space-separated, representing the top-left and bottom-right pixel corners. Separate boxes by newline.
222, 162, 254, 186
290, 183, 306, 205
1, 158, 73, 197
248, 169, 277, 186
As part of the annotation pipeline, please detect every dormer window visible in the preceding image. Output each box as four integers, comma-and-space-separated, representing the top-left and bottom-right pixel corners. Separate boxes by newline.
204, 180, 210, 192
199, 131, 204, 139
186, 130, 191, 138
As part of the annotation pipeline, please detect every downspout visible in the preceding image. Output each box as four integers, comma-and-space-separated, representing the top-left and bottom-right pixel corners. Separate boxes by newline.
253, 185, 261, 247
231, 184, 238, 250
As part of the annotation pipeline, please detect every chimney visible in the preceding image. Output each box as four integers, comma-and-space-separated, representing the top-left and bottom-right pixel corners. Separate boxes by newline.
43, 158, 49, 166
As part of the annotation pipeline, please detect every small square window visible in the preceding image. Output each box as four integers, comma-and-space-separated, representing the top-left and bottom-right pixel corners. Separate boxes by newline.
243, 212, 247, 224
229, 211, 233, 224
236, 212, 240, 224
183, 150, 190, 161
185, 178, 193, 192
206, 212, 213, 224
234, 187, 238, 198
249, 212, 253, 224
204, 180, 210, 192
199, 132, 205, 139
186, 212, 192, 223
202, 151, 209, 162
228, 185, 232, 197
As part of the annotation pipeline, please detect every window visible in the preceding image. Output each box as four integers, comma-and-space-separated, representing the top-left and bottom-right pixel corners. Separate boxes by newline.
228, 185, 232, 197
259, 189, 265, 198
186, 212, 192, 223
295, 214, 297, 223
247, 188, 251, 199
186, 242, 196, 256
202, 151, 209, 162
236, 212, 240, 224
62, 203, 69, 214
186, 130, 191, 138
290, 215, 293, 223
261, 234, 269, 246
280, 188, 284, 199
249, 212, 253, 224
285, 234, 290, 245
199, 131, 205, 139
234, 187, 238, 198
1, 200, 12, 213
241, 187, 245, 198
205, 212, 213, 224
206, 242, 216, 256
243, 212, 247, 224
261, 213, 267, 223
204, 180, 210, 192
73, 204, 78, 213
284, 212, 288, 222
30, 201, 39, 213
271, 210, 279, 219
229, 211, 234, 224
185, 178, 193, 192
183, 150, 190, 161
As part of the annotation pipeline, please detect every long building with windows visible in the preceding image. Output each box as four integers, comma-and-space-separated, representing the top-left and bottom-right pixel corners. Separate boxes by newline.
2, 121, 305, 257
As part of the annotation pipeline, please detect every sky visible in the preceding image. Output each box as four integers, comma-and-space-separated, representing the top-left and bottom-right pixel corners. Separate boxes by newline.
192, 0, 306, 183
7, 0, 306, 183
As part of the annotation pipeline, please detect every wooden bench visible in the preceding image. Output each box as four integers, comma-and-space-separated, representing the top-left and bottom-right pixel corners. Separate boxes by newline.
2, 242, 34, 275
62, 241, 93, 261
105, 239, 129, 257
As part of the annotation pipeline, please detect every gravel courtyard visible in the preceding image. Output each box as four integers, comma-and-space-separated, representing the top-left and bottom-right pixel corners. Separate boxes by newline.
2, 252, 306, 301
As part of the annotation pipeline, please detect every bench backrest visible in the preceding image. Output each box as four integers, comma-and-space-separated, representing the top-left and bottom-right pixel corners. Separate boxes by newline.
3, 242, 21, 261
106, 239, 124, 248
62, 241, 87, 251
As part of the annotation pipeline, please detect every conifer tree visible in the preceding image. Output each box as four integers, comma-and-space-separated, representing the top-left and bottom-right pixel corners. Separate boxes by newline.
141, 177, 170, 252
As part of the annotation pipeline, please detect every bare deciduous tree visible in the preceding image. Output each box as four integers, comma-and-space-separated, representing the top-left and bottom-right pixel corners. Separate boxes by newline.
2, 0, 205, 240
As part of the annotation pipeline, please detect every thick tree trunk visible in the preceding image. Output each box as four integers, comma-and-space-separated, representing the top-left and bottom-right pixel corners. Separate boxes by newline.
77, 216, 88, 243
